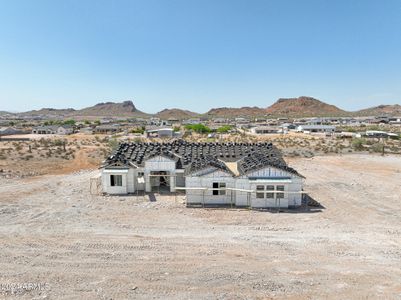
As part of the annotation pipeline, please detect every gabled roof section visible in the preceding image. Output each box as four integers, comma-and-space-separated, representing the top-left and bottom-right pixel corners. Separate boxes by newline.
185, 155, 233, 176
237, 150, 305, 178
146, 152, 179, 162
102, 152, 130, 168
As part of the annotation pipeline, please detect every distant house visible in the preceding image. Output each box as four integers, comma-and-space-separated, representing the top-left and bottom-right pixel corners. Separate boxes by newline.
235, 117, 250, 124
183, 118, 201, 125
250, 126, 282, 134
148, 117, 161, 126
167, 117, 179, 123
79, 127, 94, 134
0, 127, 25, 136
94, 125, 121, 134
297, 125, 336, 133
389, 118, 401, 125
365, 131, 399, 139
306, 118, 325, 125
57, 126, 74, 135
280, 123, 297, 131
213, 118, 227, 123
145, 127, 181, 138
32, 125, 73, 135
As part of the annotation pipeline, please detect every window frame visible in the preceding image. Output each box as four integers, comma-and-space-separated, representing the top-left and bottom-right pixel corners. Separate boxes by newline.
212, 182, 226, 196
110, 174, 123, 187
276, 185, 285, 199
256, 192, 265, 199
254, 184, 286, 199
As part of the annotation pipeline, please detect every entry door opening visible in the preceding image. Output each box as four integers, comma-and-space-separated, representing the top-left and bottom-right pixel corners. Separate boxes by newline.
150, 171, 170, 193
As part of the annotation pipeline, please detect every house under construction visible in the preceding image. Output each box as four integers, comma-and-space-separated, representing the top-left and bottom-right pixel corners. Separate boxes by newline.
101, 140, 304, 208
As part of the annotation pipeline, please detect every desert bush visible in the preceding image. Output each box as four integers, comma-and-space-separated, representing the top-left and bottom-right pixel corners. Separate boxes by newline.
108, 138, 119, 152
351, 138, 366, 151
371, 143, 384, 153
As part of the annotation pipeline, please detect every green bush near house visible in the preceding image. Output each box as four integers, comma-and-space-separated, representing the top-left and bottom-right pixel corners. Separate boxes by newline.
216, 125, 232, 133
185, 124, 211, 133
63, 119, 76, 126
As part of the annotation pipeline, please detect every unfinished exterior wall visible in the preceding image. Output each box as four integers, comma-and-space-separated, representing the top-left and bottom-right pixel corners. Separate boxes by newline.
144, 156, 177, 192
237, 167, 303, 208
185, 168, 235, 205
101, 169, 129, 194
234, 166, 303, 208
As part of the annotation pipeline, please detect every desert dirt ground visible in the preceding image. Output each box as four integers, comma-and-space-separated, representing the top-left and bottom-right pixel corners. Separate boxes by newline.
0, 154, 401, 299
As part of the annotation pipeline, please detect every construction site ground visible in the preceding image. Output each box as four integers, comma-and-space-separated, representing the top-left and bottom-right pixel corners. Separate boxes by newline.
0, 154, 400, 299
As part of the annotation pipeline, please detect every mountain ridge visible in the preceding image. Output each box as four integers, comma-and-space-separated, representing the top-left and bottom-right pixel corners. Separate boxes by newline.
7, 98, 401, 118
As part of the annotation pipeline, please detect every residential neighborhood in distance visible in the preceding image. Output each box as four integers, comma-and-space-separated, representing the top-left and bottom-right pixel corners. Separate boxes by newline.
1, 0, 401, 299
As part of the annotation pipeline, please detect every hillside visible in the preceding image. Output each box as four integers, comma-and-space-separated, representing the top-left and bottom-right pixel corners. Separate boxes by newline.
10, 98, 401, 119
156, 108, 199, 120
205, 106, 266, 118
0, 111, 13, 116
73, 101, 148, 117
354, 104, 401, 116
265, 96, 348, 117
20, 108, 76, 117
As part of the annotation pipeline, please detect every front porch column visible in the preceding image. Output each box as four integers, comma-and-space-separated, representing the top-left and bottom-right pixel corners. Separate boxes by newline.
170, 172, 176, 192
145, 172, 151, 192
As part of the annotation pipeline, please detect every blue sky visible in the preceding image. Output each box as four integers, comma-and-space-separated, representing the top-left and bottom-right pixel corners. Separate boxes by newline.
0, 0, 400, 113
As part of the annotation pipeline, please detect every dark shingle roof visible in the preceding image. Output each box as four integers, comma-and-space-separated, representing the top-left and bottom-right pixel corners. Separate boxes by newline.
103, 140, 303, 177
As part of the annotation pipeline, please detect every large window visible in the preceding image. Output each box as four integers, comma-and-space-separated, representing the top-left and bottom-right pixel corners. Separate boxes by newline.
213, 182, 226, 195
110, 175, 123, 186
255, 184, 285, 199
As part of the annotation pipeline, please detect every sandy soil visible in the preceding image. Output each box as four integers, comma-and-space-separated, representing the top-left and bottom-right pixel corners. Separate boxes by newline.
0, 154, 400, 299
0, 134, 108, 177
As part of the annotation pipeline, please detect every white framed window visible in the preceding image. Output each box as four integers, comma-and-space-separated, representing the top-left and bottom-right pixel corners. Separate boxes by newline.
137, 172, 144, 178
256, 192, 265, 198
254, 184, 285, 199
212, 182, 226, 195
276, 185, 285, 198
266, 192, 274, 198
266, 185, 274, 191
110, 174, 122, 186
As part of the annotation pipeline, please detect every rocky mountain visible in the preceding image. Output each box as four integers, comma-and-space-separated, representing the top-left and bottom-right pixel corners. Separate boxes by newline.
265, 96, 348, 117
74, 101, 148, 117
205, 106, 267, 118
354, 104, 401, 116
10, 97, 401, 119
18, 101, 148, 118
20, 108, 76, 117
156, 108, 200, 120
